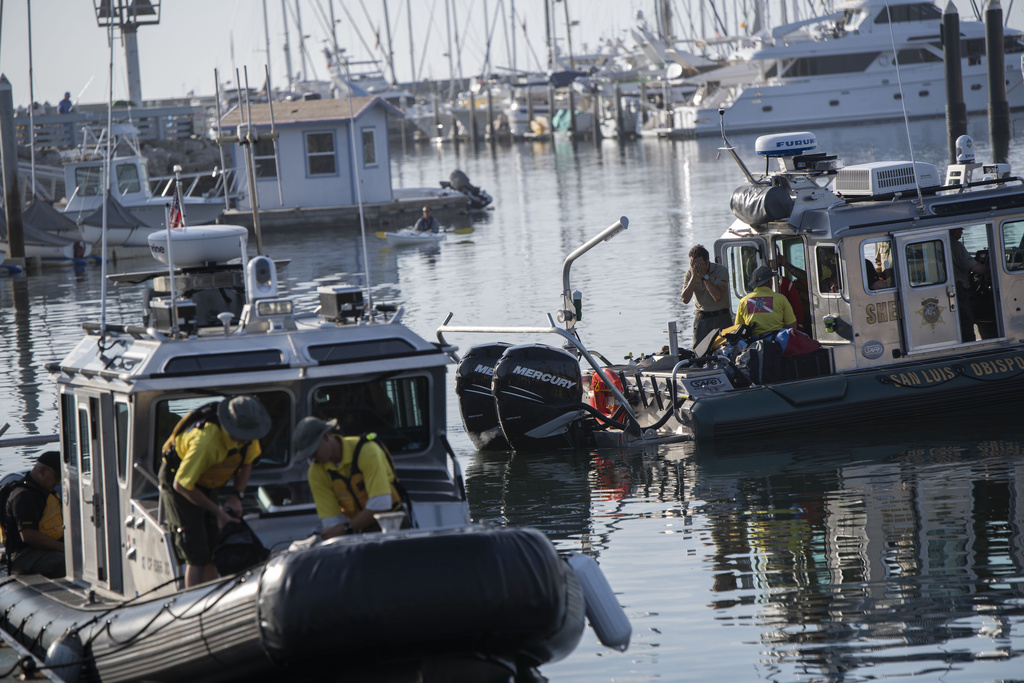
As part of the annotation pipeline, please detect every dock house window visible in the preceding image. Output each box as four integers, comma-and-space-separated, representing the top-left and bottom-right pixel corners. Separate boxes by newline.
305, 132, 336, 176
310, 376, 430, 455
153, 391, 292, 471
1002, 219, 1024, 271
254, 138, 277, 179
361, 129, 377, 166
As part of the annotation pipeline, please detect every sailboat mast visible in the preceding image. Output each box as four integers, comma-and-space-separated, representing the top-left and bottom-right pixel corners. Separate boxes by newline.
262, 0, 273, 90
383, 0, 397, 85
406, 0, 416, 93
281, 0, 293, 88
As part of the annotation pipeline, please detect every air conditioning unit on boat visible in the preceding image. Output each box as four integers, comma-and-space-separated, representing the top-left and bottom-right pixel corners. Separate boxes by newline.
834, 162, 939, 197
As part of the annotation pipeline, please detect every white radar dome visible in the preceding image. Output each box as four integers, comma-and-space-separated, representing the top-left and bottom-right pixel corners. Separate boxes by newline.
755, 132, 817, 158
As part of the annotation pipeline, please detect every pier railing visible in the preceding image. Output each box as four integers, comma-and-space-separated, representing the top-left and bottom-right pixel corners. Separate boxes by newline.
14, 104, 203, 149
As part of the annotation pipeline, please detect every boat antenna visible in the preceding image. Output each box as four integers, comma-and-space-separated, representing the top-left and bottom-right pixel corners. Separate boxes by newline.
884, 0, 925, 209
238, 67, 266, 255
345, 64, 375, 313
717, 108, 766, 185
98, 14, 116, 349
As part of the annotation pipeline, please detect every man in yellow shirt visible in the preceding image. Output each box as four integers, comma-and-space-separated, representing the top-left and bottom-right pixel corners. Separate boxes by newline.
160, 396, 271, 587
734, 265, 797, 336
293, 417, 405, 540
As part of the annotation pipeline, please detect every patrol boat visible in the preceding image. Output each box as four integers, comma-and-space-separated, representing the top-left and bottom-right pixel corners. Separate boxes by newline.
0, 225, 629, 681
440, 130, 1024, 447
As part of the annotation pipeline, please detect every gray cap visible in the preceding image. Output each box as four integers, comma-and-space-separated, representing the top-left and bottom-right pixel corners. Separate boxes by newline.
217, 396, 271, 441
748, 265, 778, 290
36, 451, 60, 473
293, 416, 337, 461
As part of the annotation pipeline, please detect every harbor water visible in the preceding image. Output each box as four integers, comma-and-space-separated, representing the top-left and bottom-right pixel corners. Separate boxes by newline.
4, 119, 1024, 681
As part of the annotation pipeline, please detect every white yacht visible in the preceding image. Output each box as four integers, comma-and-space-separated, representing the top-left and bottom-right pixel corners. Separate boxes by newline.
663, 0, 1024, 137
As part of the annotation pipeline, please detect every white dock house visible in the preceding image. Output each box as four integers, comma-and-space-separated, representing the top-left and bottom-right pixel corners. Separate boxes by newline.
218, 97, 468, 229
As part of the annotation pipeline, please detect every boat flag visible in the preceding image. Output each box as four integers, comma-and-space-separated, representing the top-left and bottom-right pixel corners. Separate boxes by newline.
169, 191, 184, 228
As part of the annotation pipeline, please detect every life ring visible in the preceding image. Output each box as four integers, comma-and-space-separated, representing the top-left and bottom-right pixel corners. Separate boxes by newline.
589, 369, 624, 416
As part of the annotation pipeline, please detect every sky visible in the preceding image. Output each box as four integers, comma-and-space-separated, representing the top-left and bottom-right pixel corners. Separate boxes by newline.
0, 0, 1020, 110
0, 0, 650, 109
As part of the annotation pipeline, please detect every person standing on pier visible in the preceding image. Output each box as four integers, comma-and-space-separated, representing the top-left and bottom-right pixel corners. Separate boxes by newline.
681, 244, 731, 348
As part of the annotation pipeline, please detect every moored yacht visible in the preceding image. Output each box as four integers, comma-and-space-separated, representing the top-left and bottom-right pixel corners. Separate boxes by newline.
663, 0, 1024, 137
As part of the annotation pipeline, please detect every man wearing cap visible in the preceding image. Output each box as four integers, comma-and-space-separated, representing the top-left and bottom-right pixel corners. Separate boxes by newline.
681, 244, 731, 348
293, 417, 405, 540
159, 396, 271, 587
1, 451, 65, 578
57, 92, 73, 114
735, 265, 797, 336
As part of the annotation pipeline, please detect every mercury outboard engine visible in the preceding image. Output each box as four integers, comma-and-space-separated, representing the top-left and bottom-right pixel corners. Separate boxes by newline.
447, 169, 493, 210
455, 343, 513, 450
492, 344, 589, 451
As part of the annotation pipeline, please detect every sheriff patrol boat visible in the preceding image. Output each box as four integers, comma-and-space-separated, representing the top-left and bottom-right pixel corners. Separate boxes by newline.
439, 129, 1024, 448
0, 225, 629, 681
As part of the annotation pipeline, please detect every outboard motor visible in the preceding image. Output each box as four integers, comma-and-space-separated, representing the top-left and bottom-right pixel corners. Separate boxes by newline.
448, 169, 493, 210
455, 343, 512, 450
492, 344, 588, 451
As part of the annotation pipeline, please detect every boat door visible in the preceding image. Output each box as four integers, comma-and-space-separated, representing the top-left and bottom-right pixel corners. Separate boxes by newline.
718, 239, 767, 315
894, 229, 960, 352
71, 391, 123, 590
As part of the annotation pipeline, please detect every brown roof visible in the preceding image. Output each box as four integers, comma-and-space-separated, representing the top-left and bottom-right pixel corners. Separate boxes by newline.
219, 96, 403, 127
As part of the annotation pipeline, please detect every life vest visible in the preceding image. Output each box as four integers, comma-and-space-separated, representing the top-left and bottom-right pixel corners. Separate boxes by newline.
162, 402, 250, 489
589, 369, 624, 417
0, 477, 63, 564
326, 433, 406, 518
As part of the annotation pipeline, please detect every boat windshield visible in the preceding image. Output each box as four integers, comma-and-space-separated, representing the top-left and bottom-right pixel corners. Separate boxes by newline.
153, 391, 292, 471
310, 376, 431, 455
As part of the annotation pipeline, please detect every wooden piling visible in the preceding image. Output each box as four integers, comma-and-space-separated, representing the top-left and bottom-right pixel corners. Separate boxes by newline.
0, 75, 26, 262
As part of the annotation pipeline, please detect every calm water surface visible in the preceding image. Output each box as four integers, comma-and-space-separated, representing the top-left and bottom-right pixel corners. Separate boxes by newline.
3, 119, 1024, 682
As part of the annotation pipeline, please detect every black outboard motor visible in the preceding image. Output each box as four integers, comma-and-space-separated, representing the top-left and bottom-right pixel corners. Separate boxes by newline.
492, 344, 588, 451
455, 343, 512, 450
448, 169, 493, 210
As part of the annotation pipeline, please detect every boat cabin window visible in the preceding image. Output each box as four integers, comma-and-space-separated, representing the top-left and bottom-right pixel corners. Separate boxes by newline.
254, 138, 277, 179
74, 165, 104, 197
774, 237, 810, 332
723, 243, 761, 302
310, 376, 430, 455
896, 48, 942, 65
1000, 219, 1024, 271
782, 53, 877, 78
115, 400, 129, 483
904, 239, 947, 287
815, 246, 842, 294
78, 404, 93, 476
61, 393, 76, 466
862, 239, 895, 291
153, 391, 292, 472
115, 162, 141, 194
305, 132, 337, 176
873, 3, 941, 23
